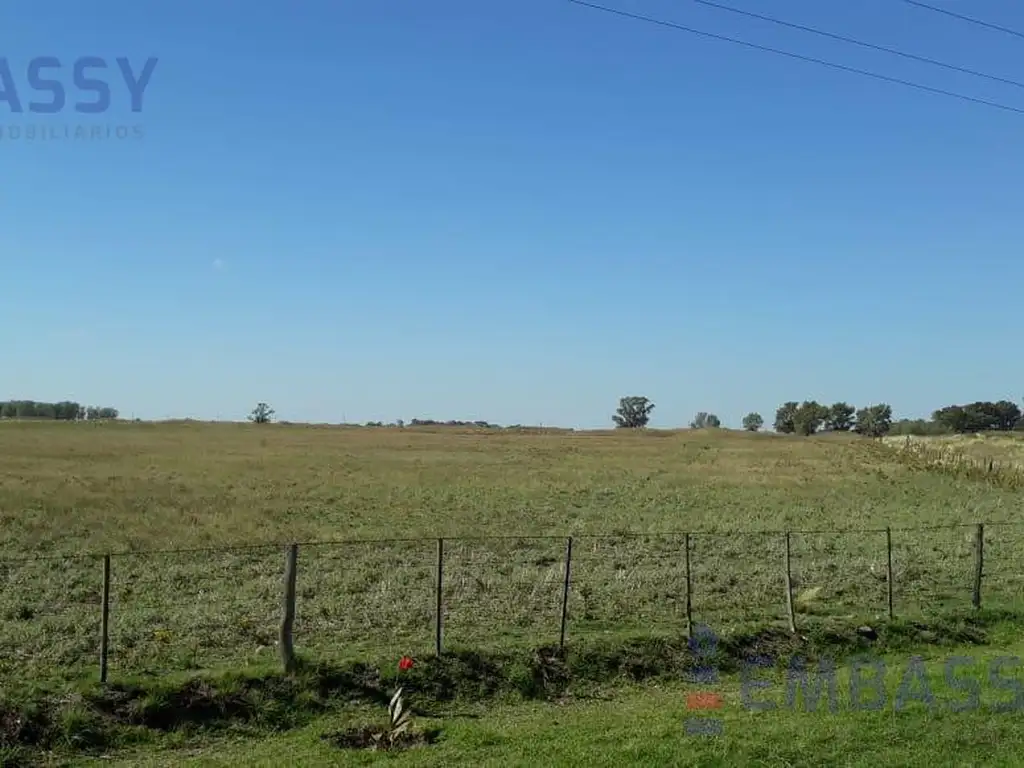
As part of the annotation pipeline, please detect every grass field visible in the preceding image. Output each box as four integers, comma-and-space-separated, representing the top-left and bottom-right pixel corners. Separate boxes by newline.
3, 421, 1024, 681
2, 421, 1024, 764
96, 631, 1024, 767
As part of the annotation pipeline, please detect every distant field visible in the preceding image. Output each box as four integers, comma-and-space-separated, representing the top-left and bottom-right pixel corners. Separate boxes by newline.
883, 431, 1024, 471
2, 421, 1023, 688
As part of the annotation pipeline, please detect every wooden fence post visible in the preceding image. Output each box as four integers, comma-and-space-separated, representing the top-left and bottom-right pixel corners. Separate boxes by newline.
684, 533, 693, 640
886, 527, 894, 620
783, 532, 796, 634
100, 554, 111, 684
280, 544, 298, 674
559, 537, 573, 649
435, 538, 444, 656
972, 523, 984, 610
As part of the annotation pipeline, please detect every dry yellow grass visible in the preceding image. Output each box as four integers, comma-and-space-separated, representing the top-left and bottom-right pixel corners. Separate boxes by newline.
883, 432, 1024, 472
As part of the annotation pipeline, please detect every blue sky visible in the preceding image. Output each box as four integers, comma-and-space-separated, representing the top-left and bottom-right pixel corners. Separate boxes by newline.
2, 0, 1022, 428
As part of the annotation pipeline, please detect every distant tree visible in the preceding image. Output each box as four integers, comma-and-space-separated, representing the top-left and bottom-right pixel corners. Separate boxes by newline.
932, 405, 967, 433
396, 419, 405, 428
249, 402, 275, 424
0, 400, 113, 420
793, 401, 829, 436
889, 418, 951, 436
690, 412, 721, 429
15, 401, 38, 418
613, 396, 654, 428
33, 402, 56, 419
742, 412, 763, 432
774, 402, 799, 434
933, 401, 1022, 433
824, 402, 855, 432
854, 403, 893, 437
53, 401, 82, 421
991, 400, 1022, 431
405, 418, 500, 428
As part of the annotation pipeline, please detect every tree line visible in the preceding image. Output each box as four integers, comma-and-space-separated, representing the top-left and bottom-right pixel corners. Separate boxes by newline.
0, 400, 119, 420
248, 403, 508, 429
612, 396, 1024, 437
769, 401, 893, 437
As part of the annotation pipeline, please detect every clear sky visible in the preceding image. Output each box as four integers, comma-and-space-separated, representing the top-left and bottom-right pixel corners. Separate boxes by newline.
2, 0, 1022, 428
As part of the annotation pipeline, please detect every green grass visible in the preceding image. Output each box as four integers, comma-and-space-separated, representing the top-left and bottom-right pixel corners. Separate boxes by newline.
2, 609, 1019, 766
3, 420, 1024, 763
74, 626, 1024, 767
97, 687, 1024, 768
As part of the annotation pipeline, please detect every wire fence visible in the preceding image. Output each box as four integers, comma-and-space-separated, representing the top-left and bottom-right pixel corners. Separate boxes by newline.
1, 522, 1021, 684
888, 436, 1024, 489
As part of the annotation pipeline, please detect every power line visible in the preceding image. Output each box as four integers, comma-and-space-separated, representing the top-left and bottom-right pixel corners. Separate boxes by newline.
687, 0, 1024, 91
566, 0, 1024, 115
900, 0, 1024, 41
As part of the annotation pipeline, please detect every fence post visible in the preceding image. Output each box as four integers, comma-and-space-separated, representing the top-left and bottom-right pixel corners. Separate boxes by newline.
885, 527, 894, 620
684, 533, 693, 640
435, 538, 444, 656
559, 536, 573, 649
783, 532, 796, 634
280, 544, 298, 674
972, 523, 984, 610
100, 554, 111, 684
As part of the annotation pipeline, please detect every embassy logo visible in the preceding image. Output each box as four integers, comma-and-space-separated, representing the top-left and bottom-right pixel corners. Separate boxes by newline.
741, 652, 1024, 714
685, 624, 724, 736
0, 124, 145, 142
0, 56, 157, 143
684, 624, 1024, 736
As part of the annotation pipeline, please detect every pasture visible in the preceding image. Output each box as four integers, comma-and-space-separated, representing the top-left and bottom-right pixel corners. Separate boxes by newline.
3, 421, 1024, 765
2, 421, 1023, 686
